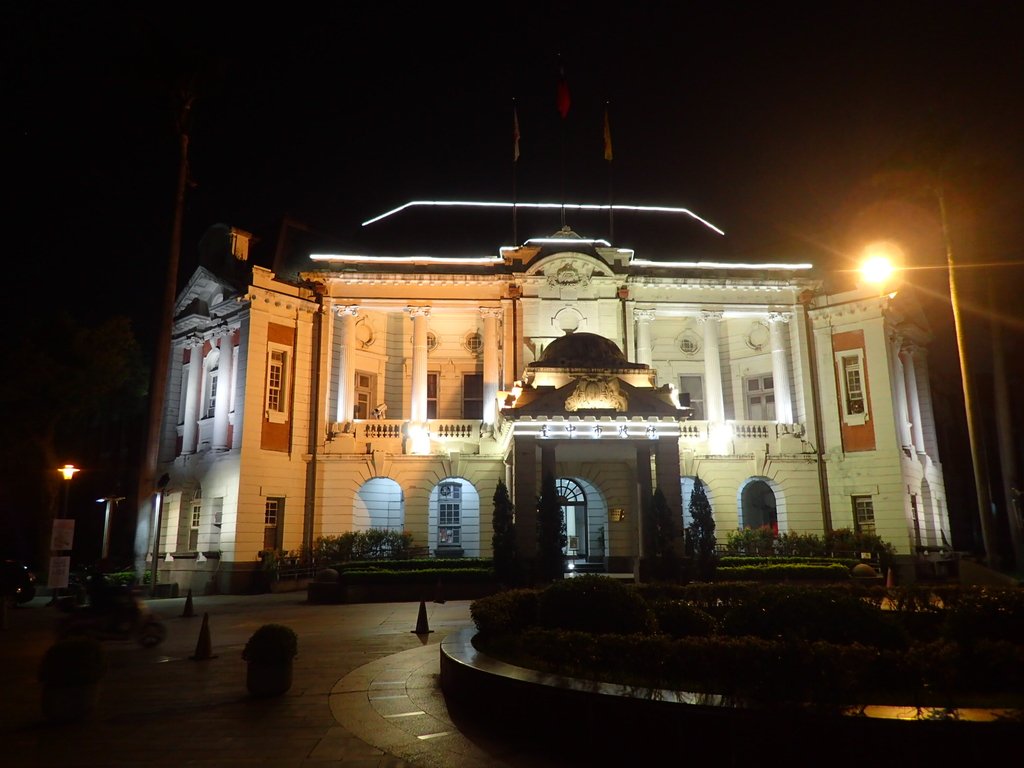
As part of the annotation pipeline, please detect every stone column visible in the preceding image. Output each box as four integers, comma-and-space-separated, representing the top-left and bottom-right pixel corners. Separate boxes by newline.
890, 333, 912, 449
481, 307, 502, 425
768, 312, 794, 424
407, 307, 431, 424
634, 308, 655, 367
901, 345, 926, 454
334, 306, 359, 423
699, 311, 725, 423
212, 330, 235, 451
513, 436, 538, 560
181, 337, 203, 455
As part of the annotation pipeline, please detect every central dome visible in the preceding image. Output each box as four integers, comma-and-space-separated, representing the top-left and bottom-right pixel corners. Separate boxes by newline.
535, 332, 645, 369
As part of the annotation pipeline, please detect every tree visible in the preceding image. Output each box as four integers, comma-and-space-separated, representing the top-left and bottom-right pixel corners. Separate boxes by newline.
650, 487, 680, 581
491, 480, 519, 586
535, 473, 566, 583
687, 476, 717, 581
0, 312, 147, 568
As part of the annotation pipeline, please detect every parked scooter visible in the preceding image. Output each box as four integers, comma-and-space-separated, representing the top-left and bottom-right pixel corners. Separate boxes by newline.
57, 575, 166, 647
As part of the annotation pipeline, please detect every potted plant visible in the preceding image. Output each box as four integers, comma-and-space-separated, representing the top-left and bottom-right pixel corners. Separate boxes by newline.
38, 636, 106, 722
242, 623, 298, 697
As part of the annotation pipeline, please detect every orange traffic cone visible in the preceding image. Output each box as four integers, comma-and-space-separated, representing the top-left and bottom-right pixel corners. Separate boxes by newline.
412, 600, 433, 635
181, 589, 195, 618
190, 612, 217, 660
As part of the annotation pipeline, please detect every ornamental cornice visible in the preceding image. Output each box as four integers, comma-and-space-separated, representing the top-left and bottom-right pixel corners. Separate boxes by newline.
633, 308, 656, 322
767, 311, 792, 324
405, 306, 431, 319
479, 307, 503, 320
334, 305, 360, 318
698, 310, 724, 323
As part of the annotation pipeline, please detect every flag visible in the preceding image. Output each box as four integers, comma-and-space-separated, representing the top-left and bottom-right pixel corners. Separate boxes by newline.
513, 107, 521, 162
556, 66, 570, 119
603, 107, 613, 162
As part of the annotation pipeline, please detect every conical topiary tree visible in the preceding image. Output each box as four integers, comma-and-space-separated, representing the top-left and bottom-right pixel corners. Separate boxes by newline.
536, 472, 566, 583
491, 480, 519, 586
687, 475, 717, 581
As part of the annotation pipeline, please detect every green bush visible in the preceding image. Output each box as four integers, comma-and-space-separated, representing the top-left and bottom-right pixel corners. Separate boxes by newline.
537, 576, 655, 635
715, 563, 852, 582
649, 599, 719, 638
943, 587, 1024, 648
471, 588, 541, 636
339, 567, 493, 584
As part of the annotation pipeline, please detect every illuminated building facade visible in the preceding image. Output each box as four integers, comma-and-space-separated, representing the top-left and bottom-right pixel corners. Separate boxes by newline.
150, 205, 949, 593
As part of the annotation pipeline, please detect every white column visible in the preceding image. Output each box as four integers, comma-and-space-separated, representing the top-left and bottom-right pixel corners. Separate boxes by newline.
181, 338, 203, 455
768, 312, 793, 424
699, 311, 725, 423
890, 333, 912, 449
407, 307, 430, 424
212, 330, 235, 450
901, 345, 926, 454
481, 307, 502, 425
334, 306, 358, 423
634, 308, 655, 367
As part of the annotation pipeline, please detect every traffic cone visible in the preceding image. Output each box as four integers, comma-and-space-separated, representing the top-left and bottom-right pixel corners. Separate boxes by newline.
190, 612, 217, 660
181, 589, 195, 618
411, 600, 433, 635
433, 577, 445, 604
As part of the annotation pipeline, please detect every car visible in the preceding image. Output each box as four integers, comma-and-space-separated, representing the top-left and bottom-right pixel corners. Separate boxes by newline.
1, 560, 38, 604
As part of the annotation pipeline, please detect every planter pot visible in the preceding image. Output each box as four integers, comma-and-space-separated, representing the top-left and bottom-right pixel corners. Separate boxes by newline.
41, 683, 100, 723
246, 659, 293, 697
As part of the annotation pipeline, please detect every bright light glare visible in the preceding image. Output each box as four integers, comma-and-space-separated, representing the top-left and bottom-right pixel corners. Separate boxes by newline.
860, 242, 903, 285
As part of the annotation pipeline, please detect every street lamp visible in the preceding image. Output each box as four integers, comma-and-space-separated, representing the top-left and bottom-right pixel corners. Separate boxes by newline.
859, 211, 996, 565
96, 496, 125, 561
50, 464, 79, 604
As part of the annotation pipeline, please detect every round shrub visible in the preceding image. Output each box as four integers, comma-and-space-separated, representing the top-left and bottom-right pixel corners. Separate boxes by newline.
537, 576, 655, 635
470, 588, 540, 636
650, 599, 719, 638
242, 624, 298, 663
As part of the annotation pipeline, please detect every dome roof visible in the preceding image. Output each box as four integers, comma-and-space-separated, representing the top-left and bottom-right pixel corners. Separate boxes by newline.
534, 332, 646, 369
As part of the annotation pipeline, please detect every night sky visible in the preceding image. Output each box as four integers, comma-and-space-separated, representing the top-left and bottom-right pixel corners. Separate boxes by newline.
7, 2, 1024, 553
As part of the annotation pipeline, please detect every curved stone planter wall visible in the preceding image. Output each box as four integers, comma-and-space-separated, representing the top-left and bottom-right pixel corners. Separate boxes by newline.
439, 627, 1021, 765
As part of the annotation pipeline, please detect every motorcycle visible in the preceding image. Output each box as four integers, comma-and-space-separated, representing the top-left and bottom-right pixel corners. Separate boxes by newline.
57, 582, 167, 648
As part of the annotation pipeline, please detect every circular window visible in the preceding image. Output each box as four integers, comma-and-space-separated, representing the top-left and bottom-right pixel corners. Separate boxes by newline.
464, 332, 483, 354
679, 331, 701, 356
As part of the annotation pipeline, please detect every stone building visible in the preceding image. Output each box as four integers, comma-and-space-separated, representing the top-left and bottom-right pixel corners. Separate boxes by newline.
147, 204, 948, 593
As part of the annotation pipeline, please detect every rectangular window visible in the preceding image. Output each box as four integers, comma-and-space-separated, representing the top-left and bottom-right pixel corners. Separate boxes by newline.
264, 497, 282, 550
189, 503, 201, 551
853, 496, 875, 537
426, 372, 438, 420
354, 372, 374, 420
678, 375, 705, 419
205, 371, 218, 419
267, 349, 286, 413
438, 482, 461, 546
843, 355, 865, 414
745, 374, 775, 421
462, 373, 483, 420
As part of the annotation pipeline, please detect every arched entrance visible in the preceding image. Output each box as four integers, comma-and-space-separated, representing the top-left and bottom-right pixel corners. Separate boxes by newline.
556, 478, 587, 561
739, 478, 778, 533
428, 478, 481, 557
354, 478, 404, 531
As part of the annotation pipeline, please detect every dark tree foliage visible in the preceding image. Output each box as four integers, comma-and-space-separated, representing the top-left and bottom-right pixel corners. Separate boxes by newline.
687, 476, 717, 581
535, 473, 566, 583
650, 487, 680, 580
491, 480, 519, 586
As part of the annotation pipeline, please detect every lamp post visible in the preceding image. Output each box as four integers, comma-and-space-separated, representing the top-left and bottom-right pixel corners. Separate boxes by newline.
96, 496, 125, 561
859, 199, 997, 566
50, 464, 79, 604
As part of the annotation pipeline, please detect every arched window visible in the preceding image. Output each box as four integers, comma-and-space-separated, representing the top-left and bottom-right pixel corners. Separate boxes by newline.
556, 478, 587, 557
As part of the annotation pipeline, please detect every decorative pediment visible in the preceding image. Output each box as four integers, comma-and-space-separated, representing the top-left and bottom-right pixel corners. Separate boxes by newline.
564, 376, 629, 412
546, 262, 591, 288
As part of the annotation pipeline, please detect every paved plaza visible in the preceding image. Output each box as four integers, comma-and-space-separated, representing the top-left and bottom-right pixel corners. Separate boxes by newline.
0, 592, 567, 767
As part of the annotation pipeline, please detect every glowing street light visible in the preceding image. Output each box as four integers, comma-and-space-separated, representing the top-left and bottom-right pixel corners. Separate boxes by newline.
859, 241, 904, 287
57, 464, 79, 518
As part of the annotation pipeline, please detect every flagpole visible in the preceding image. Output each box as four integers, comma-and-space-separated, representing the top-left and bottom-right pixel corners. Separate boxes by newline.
557, 57, 570, 229
604, 102, 614, 242
512, 99, 520, 244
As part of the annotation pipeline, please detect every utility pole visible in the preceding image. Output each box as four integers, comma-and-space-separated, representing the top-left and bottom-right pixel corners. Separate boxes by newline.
134, 89, 193, 575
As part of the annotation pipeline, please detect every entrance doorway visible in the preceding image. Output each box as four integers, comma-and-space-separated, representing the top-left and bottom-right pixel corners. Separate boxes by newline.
740, 478, 778, 533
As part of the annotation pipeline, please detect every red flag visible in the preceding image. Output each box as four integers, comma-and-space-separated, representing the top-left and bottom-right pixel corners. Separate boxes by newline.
603, 107, 613, 161
513, 107, 521, 162
556, 67, 570, 119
